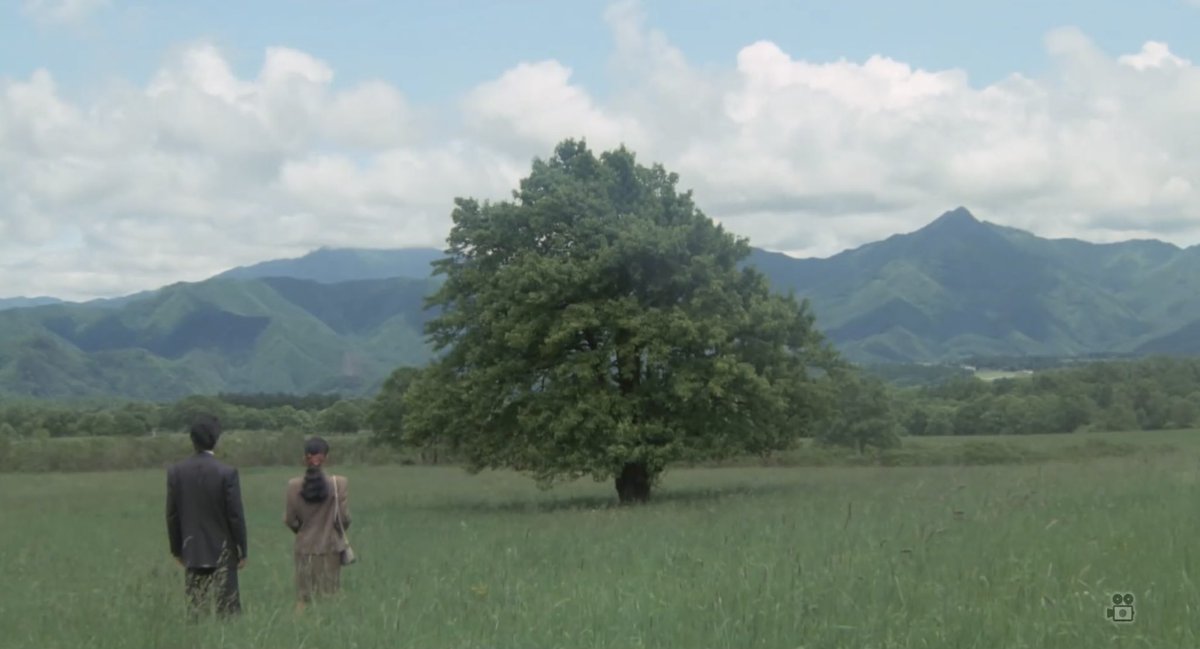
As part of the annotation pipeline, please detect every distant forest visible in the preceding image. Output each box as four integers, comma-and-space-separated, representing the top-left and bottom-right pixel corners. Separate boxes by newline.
890, 355, 1200, 436
2, 356, 1199, 443
0, 392, 370, 440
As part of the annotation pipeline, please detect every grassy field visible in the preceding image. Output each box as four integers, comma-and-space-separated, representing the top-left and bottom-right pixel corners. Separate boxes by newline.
2, 431, 1198, 648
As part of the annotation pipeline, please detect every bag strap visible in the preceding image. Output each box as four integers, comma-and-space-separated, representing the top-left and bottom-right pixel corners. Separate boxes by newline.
331, 475, 350, 544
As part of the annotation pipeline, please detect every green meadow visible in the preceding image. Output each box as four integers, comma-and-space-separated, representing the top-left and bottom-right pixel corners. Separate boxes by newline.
2, 431, 1197, 648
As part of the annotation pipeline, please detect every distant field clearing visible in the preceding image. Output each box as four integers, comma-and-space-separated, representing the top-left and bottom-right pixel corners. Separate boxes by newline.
974, 369, 1036, 381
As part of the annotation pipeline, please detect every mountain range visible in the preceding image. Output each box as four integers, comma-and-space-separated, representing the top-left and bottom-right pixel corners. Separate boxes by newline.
748, 207, 1200, 362
2, 208, 1198, 400
0, 297, 63, 311
0, 271, 437, 400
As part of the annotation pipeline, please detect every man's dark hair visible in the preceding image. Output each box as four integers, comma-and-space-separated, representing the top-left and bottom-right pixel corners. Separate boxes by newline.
190, 414, 222, 452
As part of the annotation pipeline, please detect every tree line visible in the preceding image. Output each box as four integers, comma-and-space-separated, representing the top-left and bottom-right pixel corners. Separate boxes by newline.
894, 355, 1200, 436
2, 355, 1192, 445
0, 393, 370, 440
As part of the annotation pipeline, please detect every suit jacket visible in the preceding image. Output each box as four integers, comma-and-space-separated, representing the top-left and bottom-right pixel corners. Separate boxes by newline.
284, 474, 350, 555
167, 452, 248, 568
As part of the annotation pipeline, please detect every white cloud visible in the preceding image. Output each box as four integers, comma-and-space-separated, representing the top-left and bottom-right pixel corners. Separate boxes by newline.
0, 45, 464, 299
462, 60, 642, 152
3, 5, 1200, 299
1118, 41, 1191, 70
22, 0, 109, 24
323, 81, 413, 149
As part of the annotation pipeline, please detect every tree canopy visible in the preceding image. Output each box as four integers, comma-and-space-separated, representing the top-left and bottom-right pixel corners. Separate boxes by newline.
394, 140, 842, 502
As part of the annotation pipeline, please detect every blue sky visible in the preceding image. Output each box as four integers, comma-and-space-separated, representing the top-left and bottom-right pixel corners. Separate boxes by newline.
6, 0, 1198, 100
2, 0, 1200, 298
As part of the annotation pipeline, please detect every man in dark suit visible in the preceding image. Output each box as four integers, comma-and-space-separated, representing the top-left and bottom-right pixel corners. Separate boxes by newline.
166, 414, 248, 617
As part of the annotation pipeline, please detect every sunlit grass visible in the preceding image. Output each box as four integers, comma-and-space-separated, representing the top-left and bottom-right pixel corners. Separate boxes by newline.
2, 433, 1198, 648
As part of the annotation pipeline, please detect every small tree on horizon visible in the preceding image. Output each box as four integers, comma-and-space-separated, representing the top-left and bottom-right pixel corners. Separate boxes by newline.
816, 372, 902, 453
394, 139, 842, 503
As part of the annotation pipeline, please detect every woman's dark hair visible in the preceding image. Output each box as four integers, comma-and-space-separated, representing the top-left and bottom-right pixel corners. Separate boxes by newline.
300, 437, 331, 504
304, 437, 330, 457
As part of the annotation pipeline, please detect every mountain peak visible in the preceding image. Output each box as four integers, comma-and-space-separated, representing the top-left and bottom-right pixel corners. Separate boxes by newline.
913, 206, 990, 239
933, 206, 980, 225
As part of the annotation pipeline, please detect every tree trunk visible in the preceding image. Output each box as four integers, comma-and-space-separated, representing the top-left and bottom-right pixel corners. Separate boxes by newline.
615, 462, 652, 504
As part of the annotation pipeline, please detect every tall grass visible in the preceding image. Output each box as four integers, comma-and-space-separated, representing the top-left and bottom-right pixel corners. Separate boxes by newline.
2, 438, 1197, 648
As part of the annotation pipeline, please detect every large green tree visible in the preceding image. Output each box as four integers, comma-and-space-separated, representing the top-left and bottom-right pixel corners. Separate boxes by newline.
399, 140, 841, 502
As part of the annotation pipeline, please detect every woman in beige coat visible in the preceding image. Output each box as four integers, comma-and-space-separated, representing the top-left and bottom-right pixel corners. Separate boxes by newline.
284, 437, 350, 610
